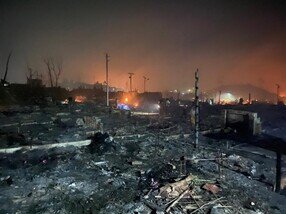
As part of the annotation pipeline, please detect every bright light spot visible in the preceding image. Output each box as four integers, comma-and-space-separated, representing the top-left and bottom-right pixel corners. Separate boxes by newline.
75, 96, 87, 103
61, 99, 69, 104
219, 93, 236, 104
117, 103, 130, 110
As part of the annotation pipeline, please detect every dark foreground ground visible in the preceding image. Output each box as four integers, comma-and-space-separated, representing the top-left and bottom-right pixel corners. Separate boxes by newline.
0, 103, 286, 213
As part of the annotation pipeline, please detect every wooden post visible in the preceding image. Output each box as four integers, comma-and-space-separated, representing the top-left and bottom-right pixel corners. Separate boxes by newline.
275, 152, 282, 192
217, 150, 222, 179
194, 69, 199, 148
223, 110, 228, 128
106, 53, 110, 107
276, 84, 280, 104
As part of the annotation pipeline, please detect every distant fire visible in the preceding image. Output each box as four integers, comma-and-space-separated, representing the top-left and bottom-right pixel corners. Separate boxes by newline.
217, 92, 237, 104
75, 95, 87, 103
119, 92, 139, 108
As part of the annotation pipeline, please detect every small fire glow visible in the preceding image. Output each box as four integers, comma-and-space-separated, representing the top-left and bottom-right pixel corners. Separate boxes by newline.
119, 92, 140, 108
218, 93, 236, 104
62, 99, 69, 105
75, 95, 87, 103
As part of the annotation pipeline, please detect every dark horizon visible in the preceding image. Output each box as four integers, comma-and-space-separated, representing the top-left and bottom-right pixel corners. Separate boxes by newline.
0, 0, 285, 94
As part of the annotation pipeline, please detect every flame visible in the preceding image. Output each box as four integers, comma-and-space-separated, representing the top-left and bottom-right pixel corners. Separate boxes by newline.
120, 92, 140, 107
75, 95, 87, 103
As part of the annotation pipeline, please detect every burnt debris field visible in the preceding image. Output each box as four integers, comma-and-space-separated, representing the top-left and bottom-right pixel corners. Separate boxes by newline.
1, 0, 286, 213
1, 102, 286, 214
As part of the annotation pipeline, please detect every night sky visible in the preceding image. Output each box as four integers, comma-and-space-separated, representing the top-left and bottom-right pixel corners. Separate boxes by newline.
0, 0, 285, 93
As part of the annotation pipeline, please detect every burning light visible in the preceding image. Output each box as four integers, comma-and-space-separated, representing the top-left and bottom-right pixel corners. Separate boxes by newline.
61, 99, 69, 105
219, 93, 236, 104
120, 92, 140, 108
75, 95, 87, 103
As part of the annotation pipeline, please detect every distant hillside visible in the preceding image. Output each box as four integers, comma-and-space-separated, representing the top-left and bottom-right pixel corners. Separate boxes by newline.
208, 84, 277, 102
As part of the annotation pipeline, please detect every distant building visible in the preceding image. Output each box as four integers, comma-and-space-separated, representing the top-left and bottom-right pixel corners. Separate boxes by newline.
94, 81, 103, 90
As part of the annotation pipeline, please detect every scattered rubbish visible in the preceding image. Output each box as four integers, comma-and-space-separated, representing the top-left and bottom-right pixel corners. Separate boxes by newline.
0, 176, 13, 186
210, 204, 232, 214
87, 132, 114, 154
150, 178, 159, 189
244, 198, 259, 211
202, 183, 221, 194
159, 175, 193, 198
76, 118, 85, 126
165, 188, 190, 213
129, 160, 143, 165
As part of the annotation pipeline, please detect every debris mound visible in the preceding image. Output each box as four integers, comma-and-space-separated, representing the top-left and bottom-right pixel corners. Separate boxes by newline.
87, 132, 114, 154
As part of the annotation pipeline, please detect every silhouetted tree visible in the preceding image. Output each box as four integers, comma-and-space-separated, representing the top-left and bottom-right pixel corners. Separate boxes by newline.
43, 57, 63, 87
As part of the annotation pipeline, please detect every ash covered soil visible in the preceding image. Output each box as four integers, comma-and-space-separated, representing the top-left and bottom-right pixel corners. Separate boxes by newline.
0, 103, 286, 213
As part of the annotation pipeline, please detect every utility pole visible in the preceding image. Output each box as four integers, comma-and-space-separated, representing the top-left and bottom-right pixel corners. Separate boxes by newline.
276, 84, 280, 104
194, 69, 199, 148
143, 76, 149, 92
218, 90, 221, 105
106, 53, 110, 107
128, 72, 134, 92
248, 93, 251, 104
